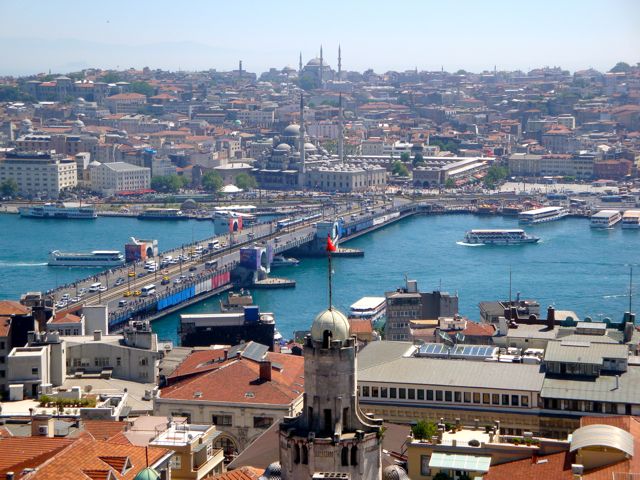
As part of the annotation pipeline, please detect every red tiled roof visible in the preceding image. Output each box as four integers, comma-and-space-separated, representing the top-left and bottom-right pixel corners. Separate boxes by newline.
210, 466, 262, 480
0, 437, 77, 480
349, 319, 373, 334
483, 452, 573, 480
160, 352, 304, 405
81, 421, 127, 441
27, 437, 170, 480
0, 300, 29, 316
167, 348, 229, 381
50, 312, 82, 324
107, 93, 147, 100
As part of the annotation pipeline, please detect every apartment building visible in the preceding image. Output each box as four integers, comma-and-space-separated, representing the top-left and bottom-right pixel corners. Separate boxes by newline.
0, 151, 77, 197
105, 92, 147, 114
89, 161, 151, 195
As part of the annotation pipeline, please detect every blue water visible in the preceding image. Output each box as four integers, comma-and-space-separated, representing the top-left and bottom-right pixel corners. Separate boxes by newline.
1, 213, 638, 344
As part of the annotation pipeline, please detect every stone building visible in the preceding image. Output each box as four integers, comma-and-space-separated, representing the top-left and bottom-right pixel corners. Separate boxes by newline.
278, 307, 384, 479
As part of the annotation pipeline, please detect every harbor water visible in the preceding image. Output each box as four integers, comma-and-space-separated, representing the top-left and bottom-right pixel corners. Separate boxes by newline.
0, 213, 638, 344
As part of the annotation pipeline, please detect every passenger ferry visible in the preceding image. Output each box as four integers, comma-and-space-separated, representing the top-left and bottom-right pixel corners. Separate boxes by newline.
19, 202, 97, 219
518, 206, 568, 225
349, 296, 386, 323
590, 210, 622, 229
138, 208, 186, 220
48, 250, 125, 267
622, 210, 640, 229
464, 229, 540, 245
270, 255, 300, 267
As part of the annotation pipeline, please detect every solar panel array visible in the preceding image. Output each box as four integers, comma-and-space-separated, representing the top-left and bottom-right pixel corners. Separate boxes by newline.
417, 343, 497, 358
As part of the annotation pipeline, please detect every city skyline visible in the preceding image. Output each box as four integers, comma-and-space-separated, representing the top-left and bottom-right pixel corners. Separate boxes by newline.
0, 0, 638, 76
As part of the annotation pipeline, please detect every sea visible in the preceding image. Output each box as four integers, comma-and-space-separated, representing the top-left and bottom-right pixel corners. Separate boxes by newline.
0, 212, 638, 344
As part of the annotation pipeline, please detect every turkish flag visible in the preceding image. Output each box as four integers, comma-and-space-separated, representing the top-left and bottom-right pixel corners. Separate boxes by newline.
326, 234, 337, 252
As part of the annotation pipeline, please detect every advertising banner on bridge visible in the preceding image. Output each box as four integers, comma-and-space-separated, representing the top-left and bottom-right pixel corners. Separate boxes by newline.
240, 248, 260, 270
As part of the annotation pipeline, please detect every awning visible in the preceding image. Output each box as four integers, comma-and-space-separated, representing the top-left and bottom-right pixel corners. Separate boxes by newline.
429, 453, 491, 473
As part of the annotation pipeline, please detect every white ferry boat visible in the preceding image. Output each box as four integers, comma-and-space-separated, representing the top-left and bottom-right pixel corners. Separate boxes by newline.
138, 208, 186, 220
590, 210, 622, 229
270, 255, 300, 267
464, 229, 540, 245
622, 210, 640, 229
48, 250, 125, 267
518, 206, 568, 225
19, 202, 97, 219
349, 296, 386, 323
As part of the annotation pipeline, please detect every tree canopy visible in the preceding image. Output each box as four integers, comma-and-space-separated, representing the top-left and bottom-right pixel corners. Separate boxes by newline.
151, 175, 186, 193
483, 165, 508, 189
400, 152, 410, 162
412, 153, 425, 167
610, 62, 631, 73
411, 420, 438, 441
392, 160, 409, 177
100, 72, 121, 83
130, 81, 155, 97
201, 170, 223, 193
235, 172, 257, 190
1, 178, 18, 197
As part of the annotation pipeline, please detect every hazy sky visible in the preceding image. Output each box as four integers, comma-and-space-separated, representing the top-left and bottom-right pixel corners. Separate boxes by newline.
0, 0, 638, 75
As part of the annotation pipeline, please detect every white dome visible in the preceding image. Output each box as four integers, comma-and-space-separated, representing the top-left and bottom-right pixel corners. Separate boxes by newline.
310, 308, 350, 343
304, 142, 317, 151
283, 124, 300, 136
275, 143, 292, 151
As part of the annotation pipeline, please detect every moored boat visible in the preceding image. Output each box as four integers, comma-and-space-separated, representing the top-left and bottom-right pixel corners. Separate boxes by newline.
464, 229, 540, 245
48, 250, 125, 267
19, 202, 96, 219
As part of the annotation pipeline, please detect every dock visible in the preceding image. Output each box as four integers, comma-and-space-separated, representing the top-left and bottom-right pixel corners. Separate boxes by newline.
253, 277, 296, 289
332, 247, 364, 257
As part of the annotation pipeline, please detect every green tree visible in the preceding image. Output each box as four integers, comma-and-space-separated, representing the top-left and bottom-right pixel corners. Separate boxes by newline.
483, 165, 508, 189
411, 420, 438, 441
400, 152, 410, 162
235, 172, 257, 190
412, 153, 424, 167
430, 139, 460, 155
100, 72, 121, 83
0, 178, 18, 197
130, 81, 155, 97
445, 178, 456, 189
392, 160, 409, 177
610, 62, 631, 73
202, 170, 223, 193
151, 175, 185, 193
0, 85, 35, 102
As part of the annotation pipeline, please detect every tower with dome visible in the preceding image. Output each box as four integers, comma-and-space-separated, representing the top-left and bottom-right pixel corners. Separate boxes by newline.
278, 304, 384, 479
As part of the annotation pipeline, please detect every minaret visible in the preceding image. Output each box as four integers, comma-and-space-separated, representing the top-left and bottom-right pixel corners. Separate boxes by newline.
319, 44, 324, 87
299, 52, 303, 73
238, 60, 243, 78
299, 94, 306, 174
338, 93, 344, 164
338, 44, 342, 80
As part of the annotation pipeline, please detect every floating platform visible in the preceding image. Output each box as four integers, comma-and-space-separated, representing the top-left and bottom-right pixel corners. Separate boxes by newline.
253, 277, 296, 289
333, 247, 364, 257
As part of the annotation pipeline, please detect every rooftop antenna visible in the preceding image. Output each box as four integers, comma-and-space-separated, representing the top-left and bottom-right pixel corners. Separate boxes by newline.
630, 265, 634, 313
327, 233, 337, 309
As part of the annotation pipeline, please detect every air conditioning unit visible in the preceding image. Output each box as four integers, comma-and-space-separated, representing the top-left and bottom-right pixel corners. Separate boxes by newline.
38, 425, 49, 436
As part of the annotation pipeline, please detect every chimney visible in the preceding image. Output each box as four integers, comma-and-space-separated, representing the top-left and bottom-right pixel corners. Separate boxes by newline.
6, 473, 14, 480
259, 360, 272, 382
546, 306, 555, 329
223, 349, 228, 360
615, 375, 620, 389
93, 330, 102, 341
623, 313, 635, 343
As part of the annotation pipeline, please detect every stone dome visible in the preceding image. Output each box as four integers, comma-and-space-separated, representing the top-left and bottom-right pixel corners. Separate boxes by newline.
307, 57, 322, 66
383, 465, 410, 480
283, 124, 300, 136
310, 308, 350, 343
304, 142, 317, 152
275, 143, 292, 152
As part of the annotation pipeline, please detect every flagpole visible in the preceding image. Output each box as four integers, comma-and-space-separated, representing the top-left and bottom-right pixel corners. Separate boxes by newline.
328, 251, 333, 310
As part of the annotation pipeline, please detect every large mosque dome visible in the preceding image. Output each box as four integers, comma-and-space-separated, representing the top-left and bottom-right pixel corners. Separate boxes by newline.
310, 308, 350, 343
283, 124, 300, 137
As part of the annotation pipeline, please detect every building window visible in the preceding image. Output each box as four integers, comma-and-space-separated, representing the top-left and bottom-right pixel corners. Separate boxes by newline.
473, 393, 481, 404
521, 395, 529, 407
511, 395, 520, 406
170, 454, 182, 470
381, 387, 388, 398
116, 357, 121, 366
362, 386, 370, 397
420, 455, 431, 476
372, 387, 379, 398
399, 388, 406, 399
492, 394, 500, 405
426, 390, 434, 401
253, 416, 273, 429
454, 391, 462, 403
483, 393, 490, 404
32, 367, 38, 375
390, 388, 397, 399
464, 391, 471, 403
502, 395, 510, 406
212, 415, 232, 426
435, 390, 443, 402
417, 389, 424, 401
408, 389, 415, 400
445, 391, 452, 402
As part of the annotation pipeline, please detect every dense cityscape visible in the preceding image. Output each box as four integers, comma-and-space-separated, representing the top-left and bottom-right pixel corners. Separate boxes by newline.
1, 3, 640, 479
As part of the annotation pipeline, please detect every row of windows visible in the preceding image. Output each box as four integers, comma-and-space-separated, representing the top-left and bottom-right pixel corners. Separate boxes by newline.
211, 414, 274, 429
361, 385, 530, 408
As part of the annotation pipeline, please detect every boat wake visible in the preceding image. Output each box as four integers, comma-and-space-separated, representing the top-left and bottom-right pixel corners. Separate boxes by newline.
0, 261, 48, 267
456, 241, 484, 247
